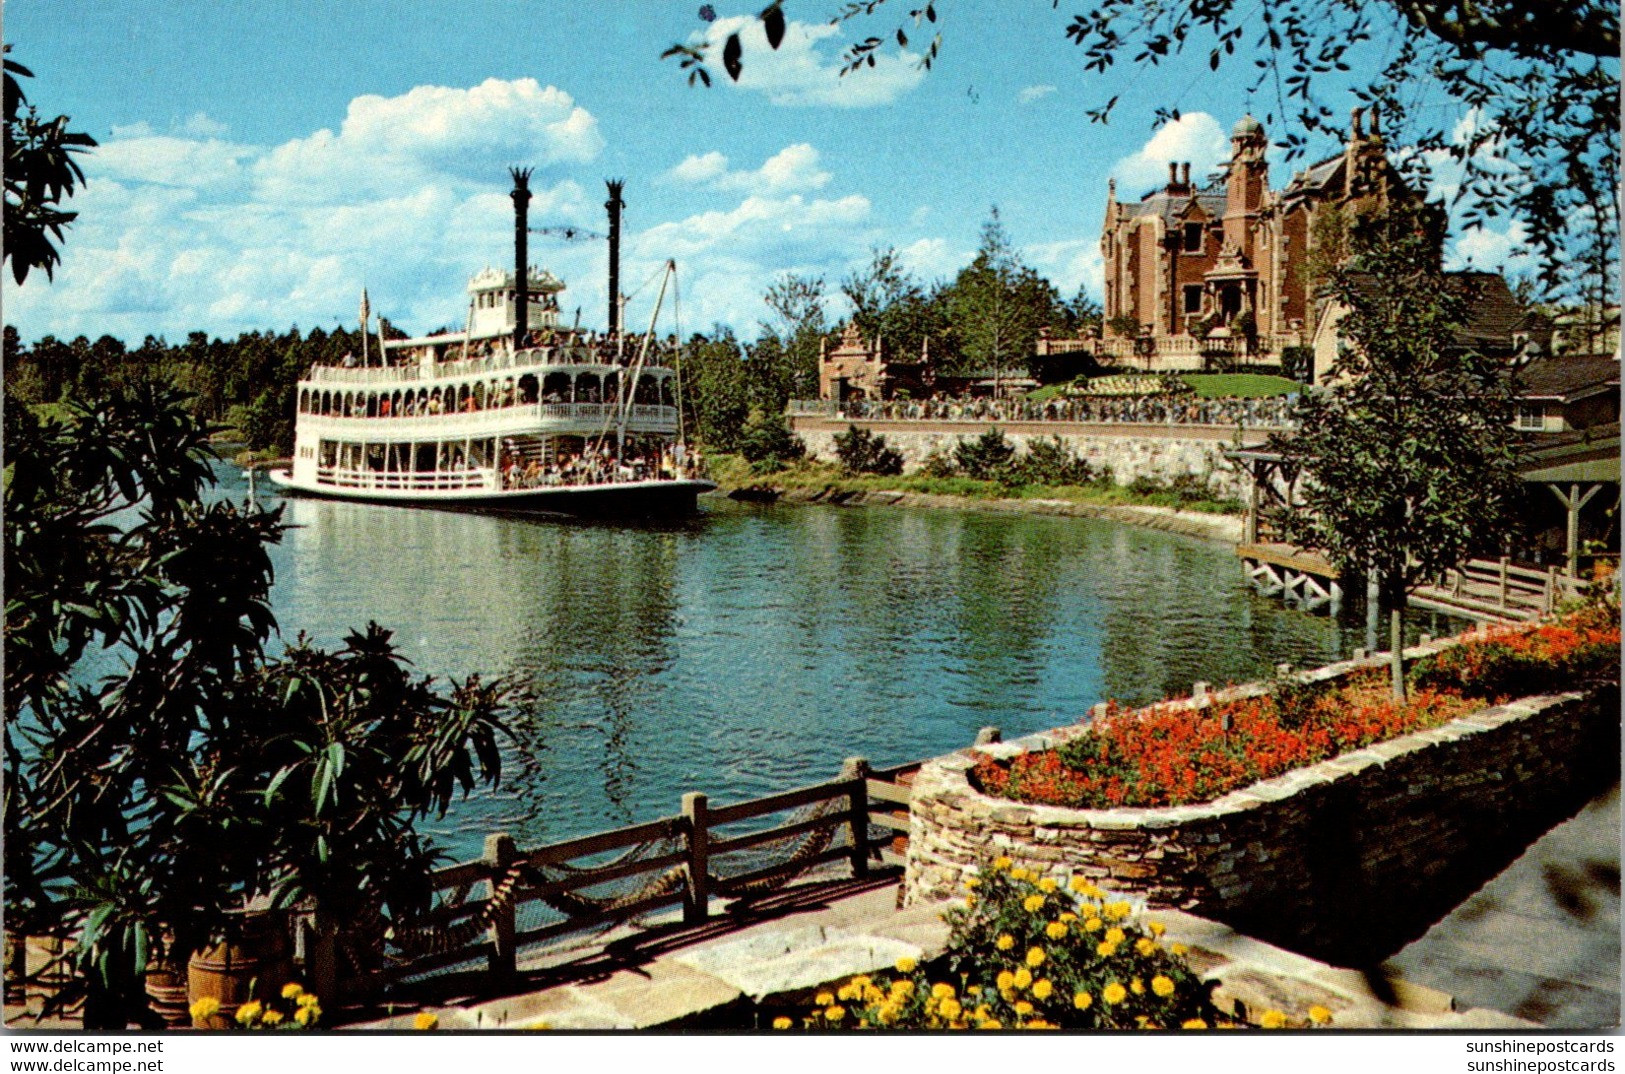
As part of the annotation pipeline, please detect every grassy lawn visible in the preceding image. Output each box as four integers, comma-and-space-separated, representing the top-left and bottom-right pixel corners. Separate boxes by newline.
1180, 373, 1302, 398
706, 454, 1242, 515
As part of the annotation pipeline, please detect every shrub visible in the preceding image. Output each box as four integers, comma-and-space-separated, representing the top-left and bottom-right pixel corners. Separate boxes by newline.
833, 424, 904, 475
738, 406, 805, 472
787, 859, 1293, 1030
1018, 436, 1095, 486
918, 450, 958, 479
954, 427, 1018, 482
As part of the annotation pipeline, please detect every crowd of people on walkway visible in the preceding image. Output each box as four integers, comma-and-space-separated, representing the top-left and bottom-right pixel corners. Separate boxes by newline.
793, 392, 1295, 428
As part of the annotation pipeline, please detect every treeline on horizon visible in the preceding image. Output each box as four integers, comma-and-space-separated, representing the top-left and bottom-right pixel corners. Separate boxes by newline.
2, 221, 1105, 458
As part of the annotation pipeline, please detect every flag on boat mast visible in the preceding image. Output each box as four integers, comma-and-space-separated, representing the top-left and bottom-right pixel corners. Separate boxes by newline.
359, 287, 372, 365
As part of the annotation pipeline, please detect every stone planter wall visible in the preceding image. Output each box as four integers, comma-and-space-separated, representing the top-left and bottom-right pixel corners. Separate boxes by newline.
903, 669, 1620, 965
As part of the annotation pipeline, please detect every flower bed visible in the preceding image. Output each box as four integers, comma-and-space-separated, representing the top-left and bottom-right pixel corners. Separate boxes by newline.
972, 606, 1619, 811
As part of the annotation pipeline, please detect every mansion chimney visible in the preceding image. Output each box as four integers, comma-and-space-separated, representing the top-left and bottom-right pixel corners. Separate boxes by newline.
606, 179, 625, 338
510, 167, 534, 352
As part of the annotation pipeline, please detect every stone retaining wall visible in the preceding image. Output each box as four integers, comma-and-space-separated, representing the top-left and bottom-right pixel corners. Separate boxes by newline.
787, 417, 1261, 498
903, 666, 1620, 965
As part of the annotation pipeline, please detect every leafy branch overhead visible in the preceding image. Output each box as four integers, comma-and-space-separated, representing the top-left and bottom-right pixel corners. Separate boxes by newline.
662, 1, 1617, 307
4, 47, 98, 285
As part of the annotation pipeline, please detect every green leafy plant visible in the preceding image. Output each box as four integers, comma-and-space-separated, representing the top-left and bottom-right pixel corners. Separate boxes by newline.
953, 427, 1018, 482
833, 424, 904, 475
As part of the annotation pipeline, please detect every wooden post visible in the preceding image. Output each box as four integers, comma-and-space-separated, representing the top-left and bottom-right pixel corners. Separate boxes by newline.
1544, 567, 1557, 615
1498, 556, 1510, 609
842, 757, 871, 880
1244, 462, 1260, 545
681, 793, 711, 925
482, 833, 517, 982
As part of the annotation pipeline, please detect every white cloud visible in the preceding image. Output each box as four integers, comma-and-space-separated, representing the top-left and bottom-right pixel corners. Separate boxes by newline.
699, 16, 925, 108
1110, 112, 1229, 194
666, 151, 730, 185
1018, 84, 1057, 105
3, 79, 608, 341
1026, 238, 1104, 302
1447, 219, 1534, 277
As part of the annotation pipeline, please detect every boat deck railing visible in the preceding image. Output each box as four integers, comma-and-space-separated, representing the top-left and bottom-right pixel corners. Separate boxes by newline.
306, 343, 677, 385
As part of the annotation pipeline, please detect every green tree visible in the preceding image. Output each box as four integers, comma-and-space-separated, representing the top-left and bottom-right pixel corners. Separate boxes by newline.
760, 272, 827, 402
683, 328, 751, 453
942, 210, 1055, 388
840, 246, 945, 366
3, 387, 508, 1027
1267, 206, 1521, 699
3, 49, 96, 284
833, 424, 904, 475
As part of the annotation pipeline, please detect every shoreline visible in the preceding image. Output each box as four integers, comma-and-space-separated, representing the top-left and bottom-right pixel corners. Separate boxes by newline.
714, 484, 1243, 545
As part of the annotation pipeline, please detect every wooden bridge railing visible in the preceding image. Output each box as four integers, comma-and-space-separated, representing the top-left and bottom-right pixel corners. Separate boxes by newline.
382, 756, 920, 984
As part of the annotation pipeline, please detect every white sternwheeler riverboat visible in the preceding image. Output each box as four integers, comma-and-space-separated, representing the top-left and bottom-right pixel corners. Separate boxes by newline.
270, 172, 714, 516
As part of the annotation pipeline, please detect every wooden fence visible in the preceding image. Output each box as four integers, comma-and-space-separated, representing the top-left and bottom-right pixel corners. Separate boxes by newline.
1414, 557, 1589, 622
374, 756, 922, 985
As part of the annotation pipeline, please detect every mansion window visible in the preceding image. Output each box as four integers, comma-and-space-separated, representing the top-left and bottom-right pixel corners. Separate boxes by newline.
1515, 404, 1547, 431
1183, 285, 1204, 315
1183, 222, 1204, 253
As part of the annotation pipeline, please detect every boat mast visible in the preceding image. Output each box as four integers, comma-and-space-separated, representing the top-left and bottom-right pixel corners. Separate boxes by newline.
615, 260, 675, 465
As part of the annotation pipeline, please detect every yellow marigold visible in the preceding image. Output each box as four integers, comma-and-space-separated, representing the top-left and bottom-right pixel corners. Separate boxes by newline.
1059, 912, 1078, 923
1013, 967, 1033, 989
891, 979, 914, 996
964, 876, 980, 890
1031, 979, 1053, 1000
293, 1004, 320, 1027
413, 1012, 439, 1031
1136, 937, 1158, 957
1045, 921, 1068, 940
1025, 1019, 1057, 1030
1084, 917, 1103, 932
996, 932, 1015, 951
1151, 975, 1176, 998
1096, 941, 1118, 957
1026, 947, 1046, 968
1022, 894, 1046, 913
1073, 991, 1093, 1011
965, 895, 976, 908
188, 997, 221, 1024
1068, 874, 1089, 892
895, 954, 917, 974
1260, 1009, 1287, 1029
235, 1000, 263, 1026
1308, 1005, 1333, 1026
837, 982, 859, 1002
1149, 921, 1166, 937
996, 970, 1015, 991
852, 975, 871, 988
931, 982, 955, 1000
1102, 983, 1127, 1005
772, 1016, 792, 1030
863, 985, 884, 1005
876, 1004, 900, 1026
281, 982, 305, 1000
1169, 942, 1189, 956
825, 1005, 846, 1022
1010, 867, 1031, 882
1013, 1001, 1034, 1016
1182, 1018, 1209, 1030
940, 998, 962, 1020
992, 856, 1013, 871
816, 992, 834, 1006
1130, 978, 1145, 996
978, 1018, 1002, 1030
296, 992, 320, 1009
1105, 926, 1126, 945
1105, 901, 1132, 920
261, 1009, 284, 1027
1037, 877, 1058, 893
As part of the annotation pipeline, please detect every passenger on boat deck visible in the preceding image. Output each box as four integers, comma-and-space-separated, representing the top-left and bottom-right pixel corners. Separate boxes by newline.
341, 352, 357, 368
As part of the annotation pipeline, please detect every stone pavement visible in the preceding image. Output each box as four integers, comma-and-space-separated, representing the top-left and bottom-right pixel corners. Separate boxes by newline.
1383, 784, 1621, 1030
354, 874, 1529, 1031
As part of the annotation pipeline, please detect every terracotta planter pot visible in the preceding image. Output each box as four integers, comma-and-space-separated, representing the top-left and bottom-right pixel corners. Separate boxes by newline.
186, 915, 294, 1028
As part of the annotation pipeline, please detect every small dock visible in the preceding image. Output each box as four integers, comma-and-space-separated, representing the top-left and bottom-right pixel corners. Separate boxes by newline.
1237, 541, 1342, 613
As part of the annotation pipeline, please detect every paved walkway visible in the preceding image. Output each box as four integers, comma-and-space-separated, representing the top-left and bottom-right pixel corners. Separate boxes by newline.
1384, 784, 1621, 1029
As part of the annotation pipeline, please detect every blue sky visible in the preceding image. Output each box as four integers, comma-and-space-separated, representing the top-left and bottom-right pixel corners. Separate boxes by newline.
4, 1, 1517, 344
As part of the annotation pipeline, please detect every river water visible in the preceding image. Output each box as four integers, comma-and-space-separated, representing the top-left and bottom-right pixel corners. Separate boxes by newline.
227, 466, 1438, 862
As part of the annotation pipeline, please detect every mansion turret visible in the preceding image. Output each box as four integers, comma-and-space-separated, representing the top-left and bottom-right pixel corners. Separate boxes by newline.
1101, 108, 1413, 368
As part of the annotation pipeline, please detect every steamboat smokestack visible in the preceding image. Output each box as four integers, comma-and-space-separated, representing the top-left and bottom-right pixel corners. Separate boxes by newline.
606, 179, 624, 338
510, 167, 533, 351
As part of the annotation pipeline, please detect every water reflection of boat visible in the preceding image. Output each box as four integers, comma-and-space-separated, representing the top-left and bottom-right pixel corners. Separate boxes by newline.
270, 172, 713, 517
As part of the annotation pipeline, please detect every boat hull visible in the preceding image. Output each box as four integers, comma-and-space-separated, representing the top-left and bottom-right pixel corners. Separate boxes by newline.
266, 470, 715, 517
